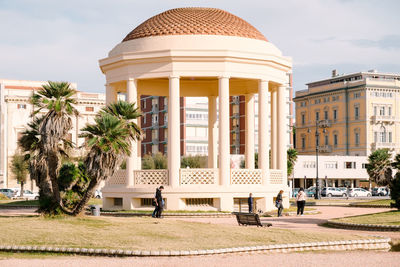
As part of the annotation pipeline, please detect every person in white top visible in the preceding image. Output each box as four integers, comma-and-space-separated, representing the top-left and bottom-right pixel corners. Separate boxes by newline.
296, 188, 306, 216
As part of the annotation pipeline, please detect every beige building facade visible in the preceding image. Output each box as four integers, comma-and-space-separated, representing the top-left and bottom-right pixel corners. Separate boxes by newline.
0, 79, 105, 190
100, 7, 292, 212
295, 70, 400, 157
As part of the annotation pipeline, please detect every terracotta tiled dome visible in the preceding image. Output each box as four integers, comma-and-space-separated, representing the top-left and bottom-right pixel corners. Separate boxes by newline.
122, 7, 268, 42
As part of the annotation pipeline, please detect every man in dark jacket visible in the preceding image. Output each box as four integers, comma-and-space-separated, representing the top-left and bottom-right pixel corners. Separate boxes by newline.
153, 186, 164, 218
248, 193, 253, 213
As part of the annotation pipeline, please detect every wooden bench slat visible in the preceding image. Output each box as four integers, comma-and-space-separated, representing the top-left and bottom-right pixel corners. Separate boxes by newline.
234, 212, 272, 227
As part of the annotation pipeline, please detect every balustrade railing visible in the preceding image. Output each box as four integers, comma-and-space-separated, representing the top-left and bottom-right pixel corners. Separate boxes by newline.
180, 168, 218, 185
231, 169, 262, 184
269, 169, 284, 184
134, 169, 169, 185
106, 170, 127, 186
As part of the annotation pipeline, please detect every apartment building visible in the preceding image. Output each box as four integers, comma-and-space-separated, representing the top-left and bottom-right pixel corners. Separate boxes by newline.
294, 70, 400, 156
0, 79, 105, 189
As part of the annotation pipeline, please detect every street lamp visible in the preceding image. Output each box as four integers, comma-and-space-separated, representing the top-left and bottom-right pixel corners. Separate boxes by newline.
308, 121, 326, 200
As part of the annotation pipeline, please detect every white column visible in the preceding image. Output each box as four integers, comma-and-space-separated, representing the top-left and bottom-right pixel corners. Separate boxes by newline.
245, 94, 255, 169
126, 78, 137, 187
271, 87, 278, 169
258, 80, 270, 185
219, 76, 230, 186
277, 85, 287, 180
168, 76, 180, 188
208, 96, 218, 168
136, 94, 142, 171
105, 83, 116, 105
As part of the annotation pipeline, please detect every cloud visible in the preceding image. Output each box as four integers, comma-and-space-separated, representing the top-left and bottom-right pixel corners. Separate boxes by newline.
348, 35, 400, 50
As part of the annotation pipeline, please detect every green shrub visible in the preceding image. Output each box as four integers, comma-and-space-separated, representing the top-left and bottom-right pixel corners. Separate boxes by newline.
142, 154, 155, 169
390, 173, 400, 210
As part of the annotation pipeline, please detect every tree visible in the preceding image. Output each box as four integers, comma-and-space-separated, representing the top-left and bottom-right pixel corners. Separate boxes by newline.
31, 81, 78, 212
142, 154, 155, 169
11, 151, 29, 197
287, 148, 298, 177
366, 149, 393, 186
153, 152, 167, 169
390, 154, 400, 210
181, 155, 207, 168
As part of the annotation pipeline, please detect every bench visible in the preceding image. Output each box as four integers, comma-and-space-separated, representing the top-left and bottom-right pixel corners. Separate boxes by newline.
234, 212, 272, 227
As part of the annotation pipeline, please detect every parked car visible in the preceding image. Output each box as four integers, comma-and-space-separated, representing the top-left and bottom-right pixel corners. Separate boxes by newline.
304, 189, 315, 197
292, 188, 300, 197
292, 188, 314, 198
348, 188, 371, 197
321, 187, 347, 197
0, 188, 17, 199
372, 187, 388, 196
20, 190, 39, 200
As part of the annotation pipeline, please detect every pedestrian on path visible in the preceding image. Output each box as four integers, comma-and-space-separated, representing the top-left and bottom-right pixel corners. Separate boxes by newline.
276, 190, 284, 217
296, 187, 306, 216
248, 193, 253, 213
153, 186, 164, 218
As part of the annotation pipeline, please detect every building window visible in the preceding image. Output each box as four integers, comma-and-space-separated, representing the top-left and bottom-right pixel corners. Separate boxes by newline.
324, 135, 329, 145
333, 134, 338, 147
325, 162, 338, 169
354, 106, 359, 120
324, 110, 328, 120
362, 163, 367, 169
316, 135, 320, 147
379, 107, 385, 116
164, 97, 168, 107
301, 114, 305, 125
164, 128, 168, 140
232, 104, 239, 115
152, 98, 158, 110
345, 162, 356, 169
388, 106, 392, 116
389, 132, 392, 143
85, 106, 94, 112
152, 144, 158, 154
301, 137, 306, 149
143, 115, 147, 125
164, 113, 168, 123
17, 104, 27, 109
380, 127, 386, 143
374, 106, 377, 116
142, 100, 146, 109
333, 109, 337, 121
152, 130, 158, 140
152, 114, 158, 124
354, 92, 360, 98
374, 131, 377, 142
315, 112, 320, 122
355, 132, 360, 146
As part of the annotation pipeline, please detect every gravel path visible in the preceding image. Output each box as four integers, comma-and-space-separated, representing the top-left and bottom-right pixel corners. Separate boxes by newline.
1, 251, 399, 267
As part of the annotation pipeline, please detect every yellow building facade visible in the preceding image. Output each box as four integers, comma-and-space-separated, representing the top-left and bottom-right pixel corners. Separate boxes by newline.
295, 70, 400, 157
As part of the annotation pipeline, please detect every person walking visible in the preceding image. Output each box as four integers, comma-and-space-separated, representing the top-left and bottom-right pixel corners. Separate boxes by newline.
296, 187, 306, 216
153, 186, 164, 218
276, 190, 284, 217
248, 193, 253, 213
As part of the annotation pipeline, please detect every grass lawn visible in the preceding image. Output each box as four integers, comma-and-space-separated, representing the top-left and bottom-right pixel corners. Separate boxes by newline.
334, 210, 400, 226
0, 216, 365, 250
0, 198, 102, 207
353, 199, 394, 206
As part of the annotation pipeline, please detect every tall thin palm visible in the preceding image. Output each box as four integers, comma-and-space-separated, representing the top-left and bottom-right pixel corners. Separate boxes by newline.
366, 149, 392, 186
73, 113, 133, 215
287, 148, 298, 177
11, 152, 29, 197
31, 81, 78, 208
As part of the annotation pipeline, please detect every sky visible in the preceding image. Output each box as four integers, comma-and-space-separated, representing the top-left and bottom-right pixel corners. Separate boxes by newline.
1, 0, 400, 94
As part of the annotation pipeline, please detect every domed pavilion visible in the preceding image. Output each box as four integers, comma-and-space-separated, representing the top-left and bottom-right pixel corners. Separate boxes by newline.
99, 7, 292, 211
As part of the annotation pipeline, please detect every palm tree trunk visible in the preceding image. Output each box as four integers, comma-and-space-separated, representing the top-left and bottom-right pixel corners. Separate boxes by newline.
47, 152, 62, 206
72, 178, 99, 215
20, 181, 24, 197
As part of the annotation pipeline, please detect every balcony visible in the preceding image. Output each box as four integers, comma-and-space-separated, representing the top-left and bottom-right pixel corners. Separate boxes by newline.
371, 115, 397, 124
318, 119, 331, 128
372, 142, 396, 150
318, 145, 332, 153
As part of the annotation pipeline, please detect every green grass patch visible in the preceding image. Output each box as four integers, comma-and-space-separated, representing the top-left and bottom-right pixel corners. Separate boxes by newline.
0, 200, 39, 206
353, 199, 394, 206
333, 211, 400, 226
0, 216, 364, 251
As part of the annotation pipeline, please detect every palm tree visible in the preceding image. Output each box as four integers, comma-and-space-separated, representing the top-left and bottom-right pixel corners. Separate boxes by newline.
391, 154, 400, 210
11, 151, 29, 197
287, 148, 298, 177
31, 81, 78, 208
73, 112, 134, 215
18, 116, 53, 207
366, 149, 393, 186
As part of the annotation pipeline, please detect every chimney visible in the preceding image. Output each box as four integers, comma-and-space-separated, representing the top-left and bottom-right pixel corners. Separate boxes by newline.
332, 69, 337, 77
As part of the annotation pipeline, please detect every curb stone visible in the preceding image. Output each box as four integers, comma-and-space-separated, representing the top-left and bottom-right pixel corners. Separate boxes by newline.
0, 238, 391, 257
327, 220, 400, 231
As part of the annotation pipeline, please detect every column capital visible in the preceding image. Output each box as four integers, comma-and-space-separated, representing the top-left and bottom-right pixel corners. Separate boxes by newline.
259, 79, 269, 83
127, 77, 135, 82
218, 75, 230, 79
169, 75, 180, 79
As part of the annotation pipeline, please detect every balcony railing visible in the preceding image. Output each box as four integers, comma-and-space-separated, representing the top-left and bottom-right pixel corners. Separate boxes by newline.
318, 145, 332, 153
371, 115, 396, 123
372, 142, 396, 150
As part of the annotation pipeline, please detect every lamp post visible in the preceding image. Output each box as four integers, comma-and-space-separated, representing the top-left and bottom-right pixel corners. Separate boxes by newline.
308, 121, 325, 200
